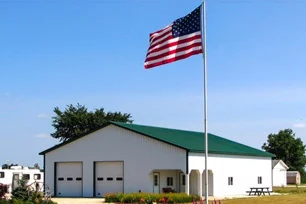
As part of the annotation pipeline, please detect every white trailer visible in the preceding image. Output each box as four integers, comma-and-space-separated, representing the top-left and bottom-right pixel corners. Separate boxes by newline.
0, 165, 44, 193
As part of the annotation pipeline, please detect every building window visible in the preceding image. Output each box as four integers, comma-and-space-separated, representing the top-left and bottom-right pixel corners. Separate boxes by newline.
0, 172, 4, 178
154, 175, 158, 186
167, 177, 173, 186
258, 176, 262, 184
228, 177, 233, 185
23, 174, 30, 180
34, 174, 41, 180
182, 175, 185, 186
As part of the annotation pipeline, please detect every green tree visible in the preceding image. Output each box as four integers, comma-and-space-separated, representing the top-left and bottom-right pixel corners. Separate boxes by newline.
51, 103, 133, 142
262, 129, 306, 174
34, 163, 40, 169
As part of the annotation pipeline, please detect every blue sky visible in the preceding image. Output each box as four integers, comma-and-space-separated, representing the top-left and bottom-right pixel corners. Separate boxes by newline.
1, 0, 306, 167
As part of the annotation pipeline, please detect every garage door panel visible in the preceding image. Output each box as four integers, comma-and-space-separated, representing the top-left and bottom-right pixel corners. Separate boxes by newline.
95, 161, 123, 197
56, 162, 83, 197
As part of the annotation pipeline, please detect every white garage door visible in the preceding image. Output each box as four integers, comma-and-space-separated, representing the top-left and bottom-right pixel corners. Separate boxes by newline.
95, 161, 123, 197
56, 162, 83, 197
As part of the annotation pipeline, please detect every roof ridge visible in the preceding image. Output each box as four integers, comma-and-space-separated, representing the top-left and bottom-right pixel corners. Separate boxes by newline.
110, 121, 207, 134
111, 121, 268, 151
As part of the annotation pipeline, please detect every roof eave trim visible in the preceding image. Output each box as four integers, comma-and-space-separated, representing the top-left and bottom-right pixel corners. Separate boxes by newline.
279, 160, 289, 169
189, 150, 275, 158
39, 123, 113, 155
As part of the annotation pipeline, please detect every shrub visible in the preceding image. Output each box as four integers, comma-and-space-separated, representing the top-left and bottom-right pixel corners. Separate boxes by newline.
8, 198, 57, 204
0, 184, 9, 199
144, 195, 155, 204
9, 177, 57, 204
104, 193, 122, 203
104, 192, 201, 203
11, 199, 29, 204
120, 194, 136, 203
0, 199, 10, 204
11, 178, 29, 201
164, 193, 200, 203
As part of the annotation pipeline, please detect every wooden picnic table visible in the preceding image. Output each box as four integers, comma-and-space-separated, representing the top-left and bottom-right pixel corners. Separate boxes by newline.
247, 187, 271, 196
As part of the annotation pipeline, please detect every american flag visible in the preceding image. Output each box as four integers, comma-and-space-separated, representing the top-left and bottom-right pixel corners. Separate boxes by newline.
144, 5, 203, 69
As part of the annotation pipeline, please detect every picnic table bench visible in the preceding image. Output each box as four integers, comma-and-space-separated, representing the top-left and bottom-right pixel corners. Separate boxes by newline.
246, 187, 271, 196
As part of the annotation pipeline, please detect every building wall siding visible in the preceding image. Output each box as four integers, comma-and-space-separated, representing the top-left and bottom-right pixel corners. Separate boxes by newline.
45, 125, 186, 197
272, 163, 287, 187
188, 153, 272, 196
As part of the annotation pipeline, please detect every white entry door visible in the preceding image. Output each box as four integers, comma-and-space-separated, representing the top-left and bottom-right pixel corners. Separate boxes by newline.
56, 162, 83, 197
95, 161, 124, 197
12, 173, 20, 191
153, 173, 160, 193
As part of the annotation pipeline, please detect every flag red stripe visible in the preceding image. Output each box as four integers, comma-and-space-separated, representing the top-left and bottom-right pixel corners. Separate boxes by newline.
145, 42, 202, 62
149, 25, 172, 40
145, 46, 202, 66
147, 31, 201, 55
147, 34, 202, 57
148, 32, 173, 53
150, 29, 172, 44
145, 49, 203, 69
149, 26, 168, 38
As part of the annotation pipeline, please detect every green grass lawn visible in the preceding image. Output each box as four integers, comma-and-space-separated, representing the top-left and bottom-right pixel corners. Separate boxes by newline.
218, 186, 306, 204
220, 194, 306, 204
273, 186, 306, 194
286, 184, 306, 187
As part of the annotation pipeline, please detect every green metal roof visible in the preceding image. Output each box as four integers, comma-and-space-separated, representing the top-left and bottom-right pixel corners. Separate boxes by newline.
39, 121, 274, 158
111, 122, 275, 157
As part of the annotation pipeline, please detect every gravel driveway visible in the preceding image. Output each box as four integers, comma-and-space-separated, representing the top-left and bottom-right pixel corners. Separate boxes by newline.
51, 198, 105, 204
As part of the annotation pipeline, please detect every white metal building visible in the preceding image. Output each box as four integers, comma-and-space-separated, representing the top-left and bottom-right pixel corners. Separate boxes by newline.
39, 122, 275, 198
0, 165, 44, 193
272, 160, 288, 187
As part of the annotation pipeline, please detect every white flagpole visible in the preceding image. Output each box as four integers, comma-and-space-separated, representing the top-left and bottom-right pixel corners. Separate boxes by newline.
200, 1, 209, 204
